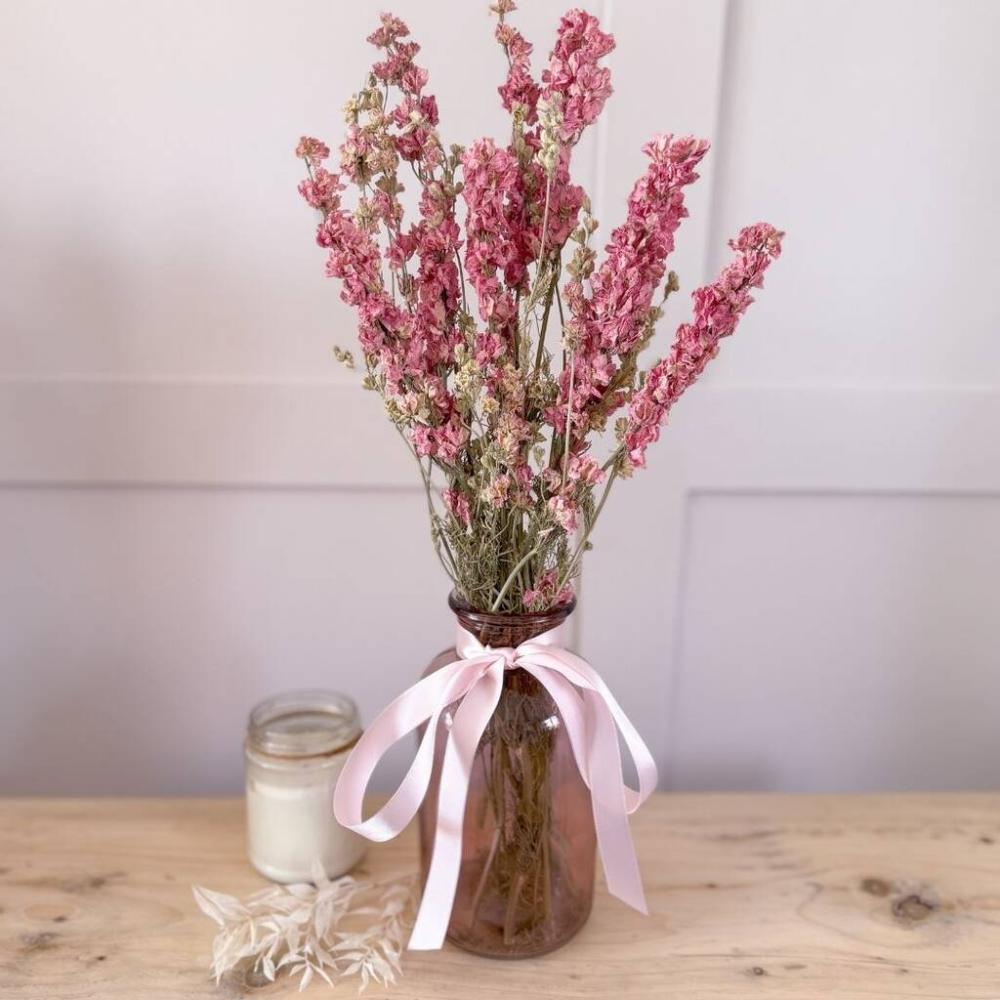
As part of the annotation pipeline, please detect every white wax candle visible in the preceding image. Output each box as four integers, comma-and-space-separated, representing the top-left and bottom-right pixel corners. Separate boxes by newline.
246, 750, 365, 883
244, 691, 366, 884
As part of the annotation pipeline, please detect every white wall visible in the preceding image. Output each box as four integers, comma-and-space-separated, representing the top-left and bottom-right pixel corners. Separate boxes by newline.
2, 0, 998, 794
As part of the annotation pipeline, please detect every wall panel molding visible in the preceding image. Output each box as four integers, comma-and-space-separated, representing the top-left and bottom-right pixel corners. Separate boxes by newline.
664, 488, 1000, 791
0, 376, 414, 488
659, 385, 1000, 495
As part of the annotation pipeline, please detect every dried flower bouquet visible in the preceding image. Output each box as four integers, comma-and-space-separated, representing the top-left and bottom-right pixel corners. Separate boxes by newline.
296, 3, 783, 616
296, 3, 783, 959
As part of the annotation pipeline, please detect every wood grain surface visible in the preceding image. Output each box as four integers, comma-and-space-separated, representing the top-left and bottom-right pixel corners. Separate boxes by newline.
2, 794, 999, 998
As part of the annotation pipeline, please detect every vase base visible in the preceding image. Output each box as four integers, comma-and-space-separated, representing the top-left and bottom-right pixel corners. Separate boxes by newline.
443, 894, 593, 960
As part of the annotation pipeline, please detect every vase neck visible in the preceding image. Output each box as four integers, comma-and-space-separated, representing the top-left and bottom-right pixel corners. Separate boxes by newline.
449, 592, 574, 648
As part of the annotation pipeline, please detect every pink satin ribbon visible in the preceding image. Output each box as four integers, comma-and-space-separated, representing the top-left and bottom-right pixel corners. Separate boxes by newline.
333, 623, 658, 950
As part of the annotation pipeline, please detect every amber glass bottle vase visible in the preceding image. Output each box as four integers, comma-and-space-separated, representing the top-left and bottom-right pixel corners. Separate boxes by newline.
418, 593, 596, 958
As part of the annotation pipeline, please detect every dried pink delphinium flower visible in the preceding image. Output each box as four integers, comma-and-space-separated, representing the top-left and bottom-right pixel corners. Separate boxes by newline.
494, 1, 541, 121
295, 5, 784, 613
462, 138, 523, 354
297, 14, 470, 473
541, 8, 615, 144
622, 223, 784, 469
550, 133, 709, 448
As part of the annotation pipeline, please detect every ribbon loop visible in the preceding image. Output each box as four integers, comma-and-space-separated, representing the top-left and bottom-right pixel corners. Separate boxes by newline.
333, 624, 657, 950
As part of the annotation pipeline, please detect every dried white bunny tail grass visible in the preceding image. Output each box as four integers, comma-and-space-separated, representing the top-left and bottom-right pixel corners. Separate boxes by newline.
193, 862, 417, 992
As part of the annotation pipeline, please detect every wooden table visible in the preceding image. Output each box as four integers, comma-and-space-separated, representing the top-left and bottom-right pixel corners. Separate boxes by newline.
2, 794, 999, 998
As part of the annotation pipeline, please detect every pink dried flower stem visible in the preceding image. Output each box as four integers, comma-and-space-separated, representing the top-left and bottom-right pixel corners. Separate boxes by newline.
530, 8, 614, 290
540, 9, 615, 146
554, 223, 784, 593
493, 1, 541, 123
487, 4, 611, 376
296, 18, 474, 586
619, 222, 785, 470
551, 134, 709, 455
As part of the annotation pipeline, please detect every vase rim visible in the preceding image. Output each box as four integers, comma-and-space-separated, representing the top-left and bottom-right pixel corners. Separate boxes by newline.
447, 589, 576, 623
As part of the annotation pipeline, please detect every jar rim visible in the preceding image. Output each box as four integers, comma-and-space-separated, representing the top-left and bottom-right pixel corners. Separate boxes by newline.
247, 690, 361, 758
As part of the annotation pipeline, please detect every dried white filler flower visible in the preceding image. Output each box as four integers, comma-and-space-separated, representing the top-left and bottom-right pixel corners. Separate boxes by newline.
193, 861, 417, 992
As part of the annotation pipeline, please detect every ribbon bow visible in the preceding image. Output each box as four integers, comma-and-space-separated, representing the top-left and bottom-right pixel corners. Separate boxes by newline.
333, 623, 657, 950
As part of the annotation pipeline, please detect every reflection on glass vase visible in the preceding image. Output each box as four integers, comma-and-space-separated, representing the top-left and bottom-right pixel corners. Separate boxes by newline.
418, 593, 596, 958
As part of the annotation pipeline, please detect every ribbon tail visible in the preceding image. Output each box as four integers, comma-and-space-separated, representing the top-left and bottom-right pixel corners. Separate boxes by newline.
584, 689, 648, 914
522, 646, 658, 812
408, 661, 504, 950
521, 659, 649, 916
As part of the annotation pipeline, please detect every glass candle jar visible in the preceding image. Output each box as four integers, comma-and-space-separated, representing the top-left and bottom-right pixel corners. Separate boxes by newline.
245, 690, 366, 883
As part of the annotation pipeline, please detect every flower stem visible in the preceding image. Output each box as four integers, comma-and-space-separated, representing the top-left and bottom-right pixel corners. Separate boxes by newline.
491, 541, 545, 612
556, 464, 619, 593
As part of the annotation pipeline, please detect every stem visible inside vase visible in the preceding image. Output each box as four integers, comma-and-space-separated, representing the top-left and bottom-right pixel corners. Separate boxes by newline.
472, 668, 566, 945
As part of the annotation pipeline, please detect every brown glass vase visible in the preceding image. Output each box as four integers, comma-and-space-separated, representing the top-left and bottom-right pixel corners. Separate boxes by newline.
418, 593, 596, 958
